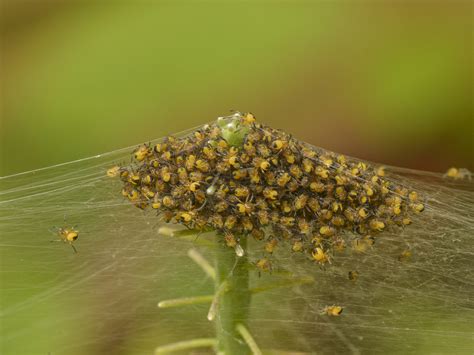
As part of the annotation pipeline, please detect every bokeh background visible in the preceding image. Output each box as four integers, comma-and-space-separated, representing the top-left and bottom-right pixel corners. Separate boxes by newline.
1, 2, 473, 355
1, 0, 472, 176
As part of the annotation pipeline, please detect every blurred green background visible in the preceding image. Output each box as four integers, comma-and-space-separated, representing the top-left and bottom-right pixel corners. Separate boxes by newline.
1, 0, 472, 176
0, 2, 473, 355
0, 0, 474, 355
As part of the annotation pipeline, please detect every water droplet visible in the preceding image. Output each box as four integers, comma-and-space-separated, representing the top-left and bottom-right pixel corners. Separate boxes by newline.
235, 244, 244, 257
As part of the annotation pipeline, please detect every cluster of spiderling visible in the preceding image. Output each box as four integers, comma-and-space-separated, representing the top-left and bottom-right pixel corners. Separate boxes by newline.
112, 112, 424, 269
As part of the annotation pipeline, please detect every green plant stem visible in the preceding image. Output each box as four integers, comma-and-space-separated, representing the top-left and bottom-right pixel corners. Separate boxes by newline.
215, 236, 251, 355
154, 338, 217, 354
188, 248, 216, 280
158, 295, 214, 308
236, 323, 263, 355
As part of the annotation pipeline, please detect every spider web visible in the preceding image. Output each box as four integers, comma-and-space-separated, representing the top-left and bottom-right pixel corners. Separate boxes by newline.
1, 123, 473, 355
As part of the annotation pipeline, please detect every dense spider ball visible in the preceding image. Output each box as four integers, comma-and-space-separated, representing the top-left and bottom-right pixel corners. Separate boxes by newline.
115, 112, 424, 266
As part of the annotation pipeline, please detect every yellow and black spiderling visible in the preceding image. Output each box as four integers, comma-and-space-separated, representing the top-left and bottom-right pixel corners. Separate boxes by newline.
322, 305, 344, 316
444, 167, 472, 181
51, 226, 79, 253
114, 112, 425, 265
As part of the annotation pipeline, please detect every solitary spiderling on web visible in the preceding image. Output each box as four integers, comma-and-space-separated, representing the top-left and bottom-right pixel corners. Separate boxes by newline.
444, 167, 472, 181
322, 305, 344, 316
51, 225, 79, 253
114, 112, 424, 268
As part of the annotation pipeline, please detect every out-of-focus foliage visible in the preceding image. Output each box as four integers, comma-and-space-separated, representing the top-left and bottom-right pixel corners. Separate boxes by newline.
1, 1, 472, 175
1, 2, 472, 355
